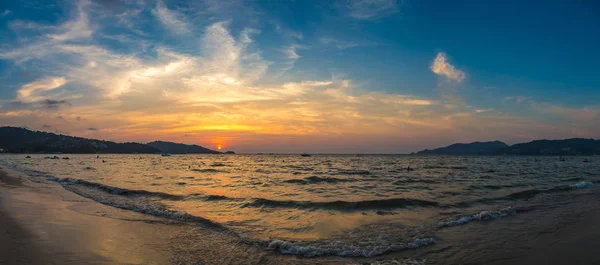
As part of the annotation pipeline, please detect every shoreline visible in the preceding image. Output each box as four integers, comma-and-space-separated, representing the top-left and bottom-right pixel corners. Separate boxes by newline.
0, 167, 175, 264
0, 167, 362, 265
2, 164, 600, 264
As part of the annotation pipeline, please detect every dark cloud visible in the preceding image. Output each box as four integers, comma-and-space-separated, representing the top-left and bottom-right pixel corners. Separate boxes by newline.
10, 99, 71, 110
42, 124, 52, 128
87, 127, 98, 131
76, 117, 82, 121
41, 99, 71, 109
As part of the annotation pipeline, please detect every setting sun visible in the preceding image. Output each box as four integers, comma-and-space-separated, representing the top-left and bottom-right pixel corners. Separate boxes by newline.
217, 144, 222, 150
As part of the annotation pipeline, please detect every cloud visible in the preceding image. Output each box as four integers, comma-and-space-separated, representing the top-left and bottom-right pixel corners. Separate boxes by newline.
279, 43, 302, 73
504, 96, 531, 104
320, 36, 359, 49
3, 1, 598, 153
40, 99, 71, 109
337, 0, 399, 20
46, 0, 92, 41
1, 10, 11, 17
153, 1, 189, 34
42, 124, 52, 128
17, 77, 69, 103
430, 52, 465, 82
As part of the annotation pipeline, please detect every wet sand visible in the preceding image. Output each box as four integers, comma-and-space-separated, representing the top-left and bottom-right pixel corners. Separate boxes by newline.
2, 166, 600, 265
0, 168, 356, 264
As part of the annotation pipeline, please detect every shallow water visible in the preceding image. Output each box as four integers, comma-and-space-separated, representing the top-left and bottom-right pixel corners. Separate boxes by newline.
1, 154, 598, 258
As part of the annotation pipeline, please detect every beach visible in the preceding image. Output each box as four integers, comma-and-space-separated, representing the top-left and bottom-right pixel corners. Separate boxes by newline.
2, 157, 600, 265
0, 166, 357, 265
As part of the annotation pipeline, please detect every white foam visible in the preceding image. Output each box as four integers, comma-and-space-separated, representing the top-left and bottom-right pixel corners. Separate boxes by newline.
569, 181, 594, 189
354, 259, 427, 265
439, 207, 516, 227
268, 237, 435, 257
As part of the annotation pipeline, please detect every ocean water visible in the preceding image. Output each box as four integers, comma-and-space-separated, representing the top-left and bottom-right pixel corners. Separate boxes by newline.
1, 154, 598, 258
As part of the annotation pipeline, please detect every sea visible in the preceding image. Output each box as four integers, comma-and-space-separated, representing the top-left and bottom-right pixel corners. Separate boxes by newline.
1, 154, 598, 261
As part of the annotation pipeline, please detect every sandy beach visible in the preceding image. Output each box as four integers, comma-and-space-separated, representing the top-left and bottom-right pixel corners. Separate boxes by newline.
0, 167, 357, 265
3, 164, 600, 265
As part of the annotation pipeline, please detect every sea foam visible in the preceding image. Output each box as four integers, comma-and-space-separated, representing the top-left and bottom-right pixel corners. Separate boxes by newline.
268, 237, 435, 257
438, 207, 516, 227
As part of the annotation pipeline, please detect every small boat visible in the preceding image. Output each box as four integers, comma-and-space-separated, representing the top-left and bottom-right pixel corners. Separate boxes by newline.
161, 153, 171, 157
583, 158, 591, 163
301, 153, 312, 157
558, 156, 566, 161
25, 155, 31, 158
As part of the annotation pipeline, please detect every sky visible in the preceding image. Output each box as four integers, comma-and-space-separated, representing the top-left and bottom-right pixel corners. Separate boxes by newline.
0, 0, 599, 153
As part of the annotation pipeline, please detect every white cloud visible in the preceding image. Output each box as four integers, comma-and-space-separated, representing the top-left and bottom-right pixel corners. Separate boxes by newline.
153, 1, 189, 34
1, 10, 11, 17
17, 77, 68, 103
46, 0, 92, 41
338, 0, 399, 20
430, 52, 466, 82
285, 45, 301, 60
320, 36, 359, 49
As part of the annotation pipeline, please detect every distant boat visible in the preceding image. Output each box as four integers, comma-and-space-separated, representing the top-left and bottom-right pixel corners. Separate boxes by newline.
558, 156, 566, 161
161, 153, 172, 157
583, 158, 591, 163
301, 153, 312, 157
25, 155, 31, 158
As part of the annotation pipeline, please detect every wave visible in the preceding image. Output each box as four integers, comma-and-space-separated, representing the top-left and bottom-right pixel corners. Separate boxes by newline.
501, 181, 594, 201
422, 165, 469, 170
467, 183, 526, 190
268, 237, 435, 257
46, 177, 242, 203
335, 170, 371, 175
393, 178, 438, 185
210, 162, 230, 167
244, 197, 439, 211
190, 168, 227, 173
438, 207, 516, 227
46, 176, 186, 200
569, 181, 595, 189
46, 177, 226, 229
284, 176, 358, 184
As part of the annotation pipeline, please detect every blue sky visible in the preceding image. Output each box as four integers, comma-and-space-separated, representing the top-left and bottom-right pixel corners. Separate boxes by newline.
0, 0, 599, 153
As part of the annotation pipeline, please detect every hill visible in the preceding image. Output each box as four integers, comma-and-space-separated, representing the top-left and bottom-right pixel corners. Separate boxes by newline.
499, 138, 600, 155
147, 141, 221, 154
417, 141, 509, 155
0, 127, 159, 154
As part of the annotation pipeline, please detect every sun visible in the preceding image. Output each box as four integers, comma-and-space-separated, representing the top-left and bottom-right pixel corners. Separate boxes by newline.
217, 144, 222, 150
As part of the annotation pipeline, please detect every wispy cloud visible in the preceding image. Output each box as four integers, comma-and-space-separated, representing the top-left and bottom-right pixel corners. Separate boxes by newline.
504, 96, 531, 104
153, 1, 189, 34
320, 36, 359, 49
430, 52, 466, 82
1, 9, 11, 17
17, 77, 68, 103
46, 0, 92, 41
2, 0, 596, 152
337, 0, 399, 20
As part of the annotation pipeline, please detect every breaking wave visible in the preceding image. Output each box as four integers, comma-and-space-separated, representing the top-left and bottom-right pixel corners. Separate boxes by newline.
245, 197, 439, 210
438, 207, 516, 227
268, 237, 436, 257
46, 177, 226, 229
498, 181, 595, 201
